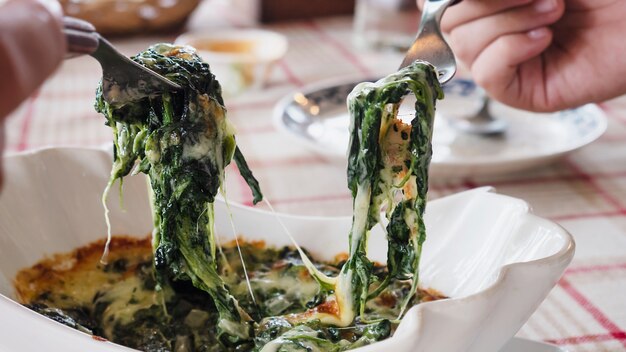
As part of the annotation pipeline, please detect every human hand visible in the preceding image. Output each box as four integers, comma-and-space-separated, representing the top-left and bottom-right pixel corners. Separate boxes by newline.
0, 0, 66, 120
419, 0, 626, 112
0, 0, 65, 186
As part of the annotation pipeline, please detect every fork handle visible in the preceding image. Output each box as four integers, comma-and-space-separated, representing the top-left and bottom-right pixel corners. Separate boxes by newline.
63, 16, 99, 57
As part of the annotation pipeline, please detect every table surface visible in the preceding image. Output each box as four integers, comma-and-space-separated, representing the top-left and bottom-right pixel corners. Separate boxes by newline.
5, 2, 626, 351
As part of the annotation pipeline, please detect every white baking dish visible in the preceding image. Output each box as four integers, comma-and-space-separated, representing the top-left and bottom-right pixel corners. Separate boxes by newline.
0, 147, 574, 352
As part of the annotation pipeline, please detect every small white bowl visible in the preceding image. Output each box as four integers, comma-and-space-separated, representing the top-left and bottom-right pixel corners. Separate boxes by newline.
0, 147, 574, 352
175, 29, 288, 96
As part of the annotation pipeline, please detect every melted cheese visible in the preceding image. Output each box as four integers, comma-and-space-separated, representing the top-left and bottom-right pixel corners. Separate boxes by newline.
260, 326, 321, 352
14, 237, 152, 307
97, 275, 160, 338
15, 235, 446, 350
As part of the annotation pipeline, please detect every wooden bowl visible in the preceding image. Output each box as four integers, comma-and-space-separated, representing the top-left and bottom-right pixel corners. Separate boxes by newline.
60, 0, 200, 36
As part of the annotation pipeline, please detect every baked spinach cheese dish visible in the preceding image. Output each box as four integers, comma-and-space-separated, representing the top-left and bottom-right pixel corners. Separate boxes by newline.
14, 44, 444, 351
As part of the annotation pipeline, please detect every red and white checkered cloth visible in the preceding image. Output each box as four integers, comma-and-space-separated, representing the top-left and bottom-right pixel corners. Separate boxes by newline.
5, 3, 626, 350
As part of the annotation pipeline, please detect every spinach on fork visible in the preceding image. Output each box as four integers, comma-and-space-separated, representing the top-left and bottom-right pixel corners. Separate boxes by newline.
96, 43, 262, 347
277, 61, 443, 330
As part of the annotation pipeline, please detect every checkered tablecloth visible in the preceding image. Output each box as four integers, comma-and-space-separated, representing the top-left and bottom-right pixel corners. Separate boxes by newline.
5, 2, 626, 350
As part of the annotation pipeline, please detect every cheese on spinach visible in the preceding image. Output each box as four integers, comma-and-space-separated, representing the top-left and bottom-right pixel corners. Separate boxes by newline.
274, 61, 443, 332
96, 43, 262, 346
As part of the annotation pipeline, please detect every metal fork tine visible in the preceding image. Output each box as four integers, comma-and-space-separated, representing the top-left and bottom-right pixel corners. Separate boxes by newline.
399, 0, 462, 84
63, 16, 181, 104
91, 36, 182, 92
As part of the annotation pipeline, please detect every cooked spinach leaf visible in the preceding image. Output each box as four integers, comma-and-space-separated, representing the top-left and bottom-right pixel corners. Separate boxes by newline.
283, 61, 443, 329
343, 60, 442, 318
96, 44, 262, 346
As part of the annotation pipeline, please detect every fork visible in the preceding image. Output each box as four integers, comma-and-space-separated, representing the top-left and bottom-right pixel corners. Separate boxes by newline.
63, 17, 180, 105
399, 0, 462, 84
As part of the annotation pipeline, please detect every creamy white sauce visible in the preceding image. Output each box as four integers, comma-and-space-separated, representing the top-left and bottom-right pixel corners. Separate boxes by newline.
260, 326, 321, 352
182, 133, 215, 160
98, 276, 160, 338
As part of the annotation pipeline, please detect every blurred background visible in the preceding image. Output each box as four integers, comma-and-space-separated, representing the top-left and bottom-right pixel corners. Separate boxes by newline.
5, 0, 623, 217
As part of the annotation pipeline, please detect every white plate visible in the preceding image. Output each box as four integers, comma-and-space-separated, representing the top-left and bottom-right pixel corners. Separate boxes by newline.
0, 148, 575, 352
500, 338, 567, 352
175, 29, 288, 97
273, 77, 607, 178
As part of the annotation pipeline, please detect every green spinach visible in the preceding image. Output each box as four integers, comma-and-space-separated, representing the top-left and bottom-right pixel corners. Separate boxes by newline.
96, 43, 262, 346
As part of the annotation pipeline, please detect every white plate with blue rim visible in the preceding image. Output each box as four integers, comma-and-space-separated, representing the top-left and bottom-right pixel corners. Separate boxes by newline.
273, 77, 607, 178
